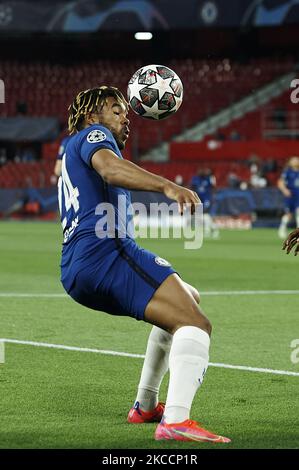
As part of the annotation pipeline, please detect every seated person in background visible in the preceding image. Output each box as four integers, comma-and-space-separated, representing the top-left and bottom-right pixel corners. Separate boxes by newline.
174, 174, 184, 186
229, 130, 241, 141
247, 153, 267, 188
277, 156, 299, 239
272, 106, 286, 130
262, 159, 277, 175
227, 171, 241, 189
250, 170, 267, 189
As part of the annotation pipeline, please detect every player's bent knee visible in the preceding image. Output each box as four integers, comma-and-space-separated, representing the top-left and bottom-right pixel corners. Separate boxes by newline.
193, 303, 212, 334
189, 285, 200, 304
183, 281, 200, 304
144, 273, 207, 335
201, 317, 212, 336
174, 304, 212, 336
193, 288, 200, 304
174, 317, 212, 336
192, 316, 212, 336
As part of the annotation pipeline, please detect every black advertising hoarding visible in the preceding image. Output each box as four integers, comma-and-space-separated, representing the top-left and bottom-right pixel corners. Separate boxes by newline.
0, 0, 299, 32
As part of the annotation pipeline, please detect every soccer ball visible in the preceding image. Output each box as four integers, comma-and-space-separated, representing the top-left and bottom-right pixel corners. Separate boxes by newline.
127, 64, 183, 120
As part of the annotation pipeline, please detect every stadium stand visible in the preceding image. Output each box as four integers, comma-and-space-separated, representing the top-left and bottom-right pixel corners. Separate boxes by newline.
216, 88, 299, 140
0, 56, 296, 189
0, 57, 295, 146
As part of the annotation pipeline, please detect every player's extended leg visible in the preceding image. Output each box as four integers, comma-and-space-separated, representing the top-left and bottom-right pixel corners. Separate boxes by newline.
143, 273, 230, 443
203, 213, 212, 237
203, 213, 219, 239
296, 207, 299, 229
127, 326, 172, 423
127, 280, 200, 424
211, 216, 220, 239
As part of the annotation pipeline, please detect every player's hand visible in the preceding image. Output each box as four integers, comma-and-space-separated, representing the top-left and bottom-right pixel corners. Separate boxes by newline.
282, 228, 299, 256
283, 189, 292, 198
163, 182, 201, 215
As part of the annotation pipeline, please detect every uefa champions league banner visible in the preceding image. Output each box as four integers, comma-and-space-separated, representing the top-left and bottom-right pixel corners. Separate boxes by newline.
0, 0, 299, 32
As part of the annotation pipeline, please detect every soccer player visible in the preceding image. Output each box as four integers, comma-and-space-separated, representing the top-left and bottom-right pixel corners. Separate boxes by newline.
190, 167, 219, 238
277, 156, 299, 239
59, 86, 230, 444
54, 134, 71, 178
282, 227, 299, 256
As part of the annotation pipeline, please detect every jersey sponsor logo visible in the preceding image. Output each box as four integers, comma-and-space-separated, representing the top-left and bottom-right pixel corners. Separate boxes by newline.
63, 216, 79, 243
155, 256, 171, 267
87, 129, 107, 143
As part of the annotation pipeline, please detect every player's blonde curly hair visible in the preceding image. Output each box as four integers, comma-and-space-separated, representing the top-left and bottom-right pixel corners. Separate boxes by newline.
68, 86, 128, 134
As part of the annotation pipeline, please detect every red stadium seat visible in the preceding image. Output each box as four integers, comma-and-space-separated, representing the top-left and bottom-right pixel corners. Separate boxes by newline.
0, 57, 295, 156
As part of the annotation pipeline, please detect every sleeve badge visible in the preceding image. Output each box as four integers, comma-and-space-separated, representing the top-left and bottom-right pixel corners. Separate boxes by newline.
87, 129, 107, 143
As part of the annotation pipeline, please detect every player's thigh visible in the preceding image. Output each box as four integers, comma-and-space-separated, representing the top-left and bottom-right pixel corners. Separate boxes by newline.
144, 273, 211, 335
284, 199, 294, 218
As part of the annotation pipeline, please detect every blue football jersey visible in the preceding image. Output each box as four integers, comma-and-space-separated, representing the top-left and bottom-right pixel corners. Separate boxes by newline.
58, 124, 133, 291
191, 175, 214, 203
282, 168, 299, 195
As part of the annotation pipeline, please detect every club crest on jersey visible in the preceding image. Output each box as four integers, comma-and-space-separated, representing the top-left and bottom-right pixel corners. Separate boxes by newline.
87, 129, 106, 143
155, 256, 171, 267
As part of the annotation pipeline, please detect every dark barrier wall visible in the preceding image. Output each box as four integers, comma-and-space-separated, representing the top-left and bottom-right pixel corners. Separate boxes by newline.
0, 187, 284, 218
0, 188, 59, 214
1, 1, 299, 32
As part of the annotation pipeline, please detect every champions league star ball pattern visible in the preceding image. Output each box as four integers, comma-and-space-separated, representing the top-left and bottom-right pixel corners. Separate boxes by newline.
127, 64, 183, 120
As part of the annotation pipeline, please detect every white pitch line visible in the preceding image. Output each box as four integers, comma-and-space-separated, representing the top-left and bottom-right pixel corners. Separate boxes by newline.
208, 362, 299, 376
0, 290, 299, 298
1, 338, 299, 377
0, 339, 145, 359
0, 293, 67, 298
201, 290, 299, 296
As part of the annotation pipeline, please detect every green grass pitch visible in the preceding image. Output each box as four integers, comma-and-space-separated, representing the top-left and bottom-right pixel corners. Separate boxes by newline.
0, 221, 298, 449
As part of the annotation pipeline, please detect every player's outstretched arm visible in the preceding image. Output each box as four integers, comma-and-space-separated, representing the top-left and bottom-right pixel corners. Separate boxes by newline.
91, 148, 200, 214
54, 160, 62, 177
283, 228, 299, 256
